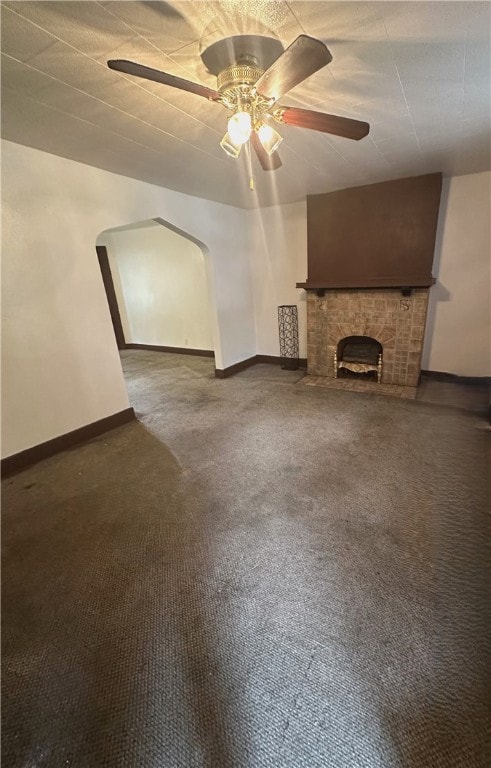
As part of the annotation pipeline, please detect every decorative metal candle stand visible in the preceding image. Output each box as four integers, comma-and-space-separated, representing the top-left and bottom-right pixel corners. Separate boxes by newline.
278, 305, 299, 370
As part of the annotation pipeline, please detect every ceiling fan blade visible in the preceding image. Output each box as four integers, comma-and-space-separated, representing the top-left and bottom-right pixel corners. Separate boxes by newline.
276, 106, 369, 140
107, 60, 221, 101
254, 35, 332, 101
251, 131, 282, 171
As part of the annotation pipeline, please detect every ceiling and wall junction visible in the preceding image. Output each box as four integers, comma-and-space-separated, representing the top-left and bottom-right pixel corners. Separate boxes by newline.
1, 1, 490, 208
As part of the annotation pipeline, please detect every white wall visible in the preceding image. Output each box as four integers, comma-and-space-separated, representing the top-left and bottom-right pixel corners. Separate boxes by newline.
2, 138, 488, 460
422, 171, 490, 376
1, 139, 255, 458
250, 173, 490, 377
99, 223, 213, 350
248, 201, 308, 358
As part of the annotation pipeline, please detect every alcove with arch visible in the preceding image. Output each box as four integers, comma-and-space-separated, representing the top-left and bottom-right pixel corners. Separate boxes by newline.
96, 216, 221, 371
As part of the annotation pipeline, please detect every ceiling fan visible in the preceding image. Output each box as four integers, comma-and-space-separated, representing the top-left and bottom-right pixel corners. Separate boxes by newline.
108, 34, 369, 173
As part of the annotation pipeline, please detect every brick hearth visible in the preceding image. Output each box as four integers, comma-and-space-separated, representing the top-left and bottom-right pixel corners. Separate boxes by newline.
306, 288, 430, 387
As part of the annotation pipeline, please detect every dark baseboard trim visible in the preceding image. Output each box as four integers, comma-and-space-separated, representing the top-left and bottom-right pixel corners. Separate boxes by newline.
1, 407, 136, 477
215, 356, 257, 378
124, 343, 214, 358
256, 354, 308, 369
421, 370, 491, 386
215, 355, 308, 378
255, 354, 283, 365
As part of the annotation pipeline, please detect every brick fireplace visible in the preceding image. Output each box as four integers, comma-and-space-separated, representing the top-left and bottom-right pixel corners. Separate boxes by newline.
298, 173, 442, 391
306, 288, 430, 387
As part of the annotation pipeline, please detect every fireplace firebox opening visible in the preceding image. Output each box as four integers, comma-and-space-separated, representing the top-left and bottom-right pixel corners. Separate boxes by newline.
335, 336, 383, 383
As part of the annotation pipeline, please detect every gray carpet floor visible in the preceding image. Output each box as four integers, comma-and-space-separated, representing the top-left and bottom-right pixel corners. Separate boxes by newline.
2, 351, 490, 768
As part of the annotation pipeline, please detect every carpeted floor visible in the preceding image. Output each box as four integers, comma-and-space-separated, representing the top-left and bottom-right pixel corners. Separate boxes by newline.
2, 351, 490, 768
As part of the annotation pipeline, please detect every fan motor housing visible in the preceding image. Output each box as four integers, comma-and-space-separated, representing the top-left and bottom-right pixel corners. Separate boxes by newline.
217, 64, 264, 93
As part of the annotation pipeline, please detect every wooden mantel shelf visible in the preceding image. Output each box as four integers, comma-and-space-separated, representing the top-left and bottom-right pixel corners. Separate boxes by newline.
296, 276, 436, 291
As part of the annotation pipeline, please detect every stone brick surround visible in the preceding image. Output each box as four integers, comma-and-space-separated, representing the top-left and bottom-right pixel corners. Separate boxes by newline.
306, 288, 430, 387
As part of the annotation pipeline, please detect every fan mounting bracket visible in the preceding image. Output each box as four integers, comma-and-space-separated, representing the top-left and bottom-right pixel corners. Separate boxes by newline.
200, 34, 284, 76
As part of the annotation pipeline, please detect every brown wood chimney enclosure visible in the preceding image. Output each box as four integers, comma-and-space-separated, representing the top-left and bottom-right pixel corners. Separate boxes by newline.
298, 173, 442, 290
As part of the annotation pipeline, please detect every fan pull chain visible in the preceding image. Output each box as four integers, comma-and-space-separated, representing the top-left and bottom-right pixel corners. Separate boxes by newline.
246, 139, 255, 191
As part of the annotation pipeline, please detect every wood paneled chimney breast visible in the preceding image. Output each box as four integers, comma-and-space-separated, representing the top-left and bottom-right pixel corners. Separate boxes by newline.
297, 173, 442, 290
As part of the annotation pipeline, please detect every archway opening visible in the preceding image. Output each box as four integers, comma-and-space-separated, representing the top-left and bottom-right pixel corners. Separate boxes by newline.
96, 217, 217, 360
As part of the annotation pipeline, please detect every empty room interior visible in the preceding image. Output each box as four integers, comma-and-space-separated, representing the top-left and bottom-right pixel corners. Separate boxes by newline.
1, 2, 490, 767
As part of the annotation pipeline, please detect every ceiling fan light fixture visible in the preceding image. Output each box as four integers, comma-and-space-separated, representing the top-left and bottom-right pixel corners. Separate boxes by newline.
220, 132, 242, 158
227, 111, 252, 145
108, 35, 370, 176
257, 122, 283, 156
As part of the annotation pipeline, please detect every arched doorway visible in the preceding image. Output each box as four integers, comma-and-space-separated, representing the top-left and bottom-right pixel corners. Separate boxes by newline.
96, 217, 218, 364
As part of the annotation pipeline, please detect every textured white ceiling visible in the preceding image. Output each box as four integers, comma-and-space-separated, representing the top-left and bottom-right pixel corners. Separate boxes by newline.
1, 1, 490, 208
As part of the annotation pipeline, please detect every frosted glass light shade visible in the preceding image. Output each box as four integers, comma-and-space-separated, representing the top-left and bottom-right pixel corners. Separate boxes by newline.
257, 123, 283, 155
227, 111, 252, 145
220, 132, 242, 158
